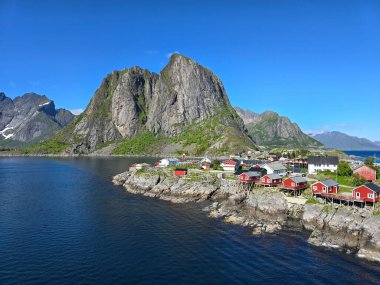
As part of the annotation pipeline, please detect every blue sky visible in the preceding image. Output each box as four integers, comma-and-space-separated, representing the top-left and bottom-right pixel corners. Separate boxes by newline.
1, 0, 379, 140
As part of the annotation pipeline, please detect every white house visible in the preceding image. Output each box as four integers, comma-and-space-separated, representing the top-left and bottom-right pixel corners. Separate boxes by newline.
262, 163, 287, 177
308, 156, 339, 175
220, 159, 240, 172
158, 158, 180, 167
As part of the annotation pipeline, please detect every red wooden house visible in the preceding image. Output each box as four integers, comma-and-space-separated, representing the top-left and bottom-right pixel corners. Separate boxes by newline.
282, 176, 308, 190
353, 165, 377, 182
201, 162, 211, 170
352, 183, 380, 203
173, 168, 187, 177
259, 174, 282, 187
238, 171, 261, 183
311, 179, 339, 194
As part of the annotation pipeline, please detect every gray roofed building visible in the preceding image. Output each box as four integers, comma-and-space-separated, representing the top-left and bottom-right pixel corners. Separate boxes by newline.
266, 173, 282, 180
320, 179, 339, 187
363, 183, 380, 193
289, 176, 307, 183
308, 156, 339, 165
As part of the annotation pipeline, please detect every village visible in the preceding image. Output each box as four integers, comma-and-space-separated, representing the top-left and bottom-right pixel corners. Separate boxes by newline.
128, 152, 380, 211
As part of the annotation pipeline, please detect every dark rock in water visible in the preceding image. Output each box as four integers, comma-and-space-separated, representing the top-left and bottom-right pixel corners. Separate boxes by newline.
0, 92, 75, 147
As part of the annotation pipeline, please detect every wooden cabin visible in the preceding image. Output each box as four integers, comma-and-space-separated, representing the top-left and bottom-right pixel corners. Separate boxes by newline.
259, 174, 282, 187
311, 179, 339, 194
173, 168, 188, 177
353, 165, 377, 182
352, 183, 380, 202
282, 176, 308, 190
238, 171, 261, 183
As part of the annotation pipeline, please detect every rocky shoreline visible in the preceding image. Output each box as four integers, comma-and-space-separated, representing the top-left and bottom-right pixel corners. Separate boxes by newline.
112, 169, 380, 263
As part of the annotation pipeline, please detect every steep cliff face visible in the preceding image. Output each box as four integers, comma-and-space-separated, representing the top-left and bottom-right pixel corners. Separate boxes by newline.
0, 92, 75, 148
235, 107, 322, 148
48, 54, 255, 155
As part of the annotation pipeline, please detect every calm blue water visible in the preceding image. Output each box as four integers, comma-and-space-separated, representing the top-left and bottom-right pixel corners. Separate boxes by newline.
343, 151, 380, 163
1, 157, 380, 284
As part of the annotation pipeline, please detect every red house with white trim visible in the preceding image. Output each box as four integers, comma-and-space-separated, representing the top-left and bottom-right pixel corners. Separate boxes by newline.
311, 179, 339, 194
238, 171, 261, 183
353, 165, 377, 182
173, 168, 187, 177
220, 159, 240, 171
259, 174, 282, 187
282, 176, 308, 190
352, 183, 380, 202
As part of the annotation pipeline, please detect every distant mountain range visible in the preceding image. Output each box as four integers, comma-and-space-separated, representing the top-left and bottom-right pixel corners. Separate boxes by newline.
0, 92, 75, 148
235, 107, 322, 148
310, 131, 380, 151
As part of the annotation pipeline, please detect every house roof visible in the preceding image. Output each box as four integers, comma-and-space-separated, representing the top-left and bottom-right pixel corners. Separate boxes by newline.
288, 176, 307, 183
319, 179, 339, 187
265, 163, 286, 171
245, 171, 261, 177
266, 174, 282, 180
353, 165, 376, 172
308, 156, 339, 165
363, 183, 380, 193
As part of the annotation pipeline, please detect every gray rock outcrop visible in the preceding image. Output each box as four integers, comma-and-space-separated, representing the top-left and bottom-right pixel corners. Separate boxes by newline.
60, 54, 254, 154
0, 92, 75, 147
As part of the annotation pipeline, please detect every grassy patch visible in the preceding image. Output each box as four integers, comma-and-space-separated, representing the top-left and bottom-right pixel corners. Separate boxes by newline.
113, 132, 166, 154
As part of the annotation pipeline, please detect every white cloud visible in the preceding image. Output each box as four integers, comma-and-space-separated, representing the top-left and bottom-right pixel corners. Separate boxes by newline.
70, 108, 84, 115
166, 51, 179, 58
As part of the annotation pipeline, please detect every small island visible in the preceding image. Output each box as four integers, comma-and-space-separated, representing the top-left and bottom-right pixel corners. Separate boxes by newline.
113, 154, 380, 263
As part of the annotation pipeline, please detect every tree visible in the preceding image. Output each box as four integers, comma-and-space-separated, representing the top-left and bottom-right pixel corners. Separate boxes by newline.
352, 173, 367, 186
337, 161, 352, 176
212, 159, 221, 170
364, 157, 375, 167
364, 157, 380, 176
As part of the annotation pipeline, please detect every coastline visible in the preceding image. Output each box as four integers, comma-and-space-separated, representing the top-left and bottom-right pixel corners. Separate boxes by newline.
112, 168, 380, 263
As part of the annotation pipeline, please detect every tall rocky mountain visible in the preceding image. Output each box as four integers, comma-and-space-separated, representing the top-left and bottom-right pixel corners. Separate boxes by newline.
36, 54, 256, 155
235, 107, 322, 148
311, 131, 380, 151
0, 92, 75, 148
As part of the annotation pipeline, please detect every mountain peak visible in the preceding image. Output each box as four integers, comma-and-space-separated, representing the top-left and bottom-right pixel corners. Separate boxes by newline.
235, 106, 322, 148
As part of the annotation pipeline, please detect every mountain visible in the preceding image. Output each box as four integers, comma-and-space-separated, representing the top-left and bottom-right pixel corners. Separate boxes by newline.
0, 92, 75, 148
235, 107, 322, 148
31, 54, 256, 155
311, 131, 380, 151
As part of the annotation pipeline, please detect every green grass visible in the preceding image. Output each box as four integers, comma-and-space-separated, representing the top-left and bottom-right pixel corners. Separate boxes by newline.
317, 171, 365, 187
306, 198, 320, 204
112, 132, 166, 154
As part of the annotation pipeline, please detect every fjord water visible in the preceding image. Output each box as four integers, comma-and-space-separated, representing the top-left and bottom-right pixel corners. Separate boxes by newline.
1, 158, 380, 284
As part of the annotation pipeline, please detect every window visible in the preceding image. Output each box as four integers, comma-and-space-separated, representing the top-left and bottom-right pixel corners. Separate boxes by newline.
356, 192, 360, 198
313, 186, 317, 190
291, 183, 295, 187
368, 193, 373, 199
268, 179, 272, 183
322, 187, 327, 192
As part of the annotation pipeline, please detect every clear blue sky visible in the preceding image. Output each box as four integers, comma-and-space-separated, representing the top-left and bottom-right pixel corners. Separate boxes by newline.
1, 0, 379, 140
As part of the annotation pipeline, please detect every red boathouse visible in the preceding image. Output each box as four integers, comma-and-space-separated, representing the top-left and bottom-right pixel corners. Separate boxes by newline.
173, 168, 188, 177
311, 179, 339, 194
282, 176, 308, 190
259, 174, 282, 187
238, 171, 261, 183
352, 183, 380, 203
